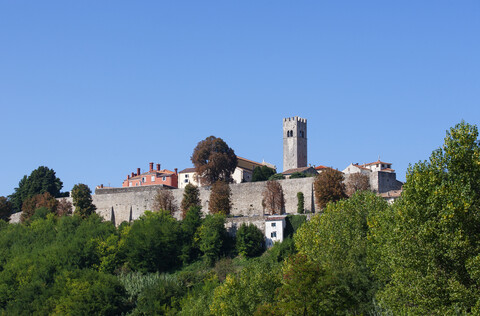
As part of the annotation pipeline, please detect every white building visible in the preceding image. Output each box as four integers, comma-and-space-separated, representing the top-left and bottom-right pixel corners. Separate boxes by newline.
265, 215, 287, 248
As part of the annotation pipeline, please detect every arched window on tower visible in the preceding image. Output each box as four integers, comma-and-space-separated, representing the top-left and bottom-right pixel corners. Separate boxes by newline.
300, 131, 304, 138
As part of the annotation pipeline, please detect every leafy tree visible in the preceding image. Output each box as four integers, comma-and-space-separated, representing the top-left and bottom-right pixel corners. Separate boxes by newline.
252, 166, 276, 182
313, 168, 347, 210
9, 166, 64, 212
291, 191, 388, 315
268, 173, 285, 181
370, 121, 480, 315
20, 192, 58, 223
208, 180, 231, 215
296, 192, 304, 214
180, 206, 203, 263
210, 254, 283, 315
131, 275, 185, 315
180, 183, 201, 219
153, 189, 178, 215
124, 211, 181, 273
289, 172, 307, 179
284, 215, 306, 238
56, 198, 73, 217
50, 269, 129, 315
196, 214, 227, 265
262, 180, 285, 215
345, 172, 371, 197
236, 223, 265, 258
71, 183, 96, 218
191, 136, 238, 185
0, 197, 13, 222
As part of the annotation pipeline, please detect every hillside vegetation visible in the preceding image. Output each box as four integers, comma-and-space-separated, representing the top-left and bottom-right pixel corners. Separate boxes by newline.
0, 121, 479, 315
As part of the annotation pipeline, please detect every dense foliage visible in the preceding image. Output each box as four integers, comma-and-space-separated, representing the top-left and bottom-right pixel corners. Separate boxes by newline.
313, 168, 347, 209
2, 121, 480, 315
71, 183, 96, 218
8, 166, 64, 212
208, 180, 232, 215
262, 180, 285, 215
180, 183, 201, 219
191, 136, 237, 185
252, 166, 276, 182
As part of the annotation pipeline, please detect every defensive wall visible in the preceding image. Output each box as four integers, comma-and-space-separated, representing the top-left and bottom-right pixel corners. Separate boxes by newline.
91, 177, 316, 226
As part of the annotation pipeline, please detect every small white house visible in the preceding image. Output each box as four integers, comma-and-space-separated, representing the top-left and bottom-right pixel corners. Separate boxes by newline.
265, 215, 287, 248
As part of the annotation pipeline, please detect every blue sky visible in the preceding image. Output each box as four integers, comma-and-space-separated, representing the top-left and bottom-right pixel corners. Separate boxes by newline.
1, 1, 479, 196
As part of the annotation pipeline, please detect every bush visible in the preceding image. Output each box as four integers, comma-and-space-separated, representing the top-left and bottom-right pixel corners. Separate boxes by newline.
236, 223, 265, 258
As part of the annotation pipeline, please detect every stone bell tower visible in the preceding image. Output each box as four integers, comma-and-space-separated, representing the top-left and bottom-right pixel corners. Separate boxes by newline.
283, 116, 307, 171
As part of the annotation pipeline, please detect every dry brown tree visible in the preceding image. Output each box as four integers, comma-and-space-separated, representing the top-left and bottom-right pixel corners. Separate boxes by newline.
313, 168, 347, 210
262, 180, 285, 215
191, 136, 237, 185
345, 173, 371, 197
20, 192, 58, 222
208, 180, 232, 215
153, 189, 178, 215
56, 198, 73, 217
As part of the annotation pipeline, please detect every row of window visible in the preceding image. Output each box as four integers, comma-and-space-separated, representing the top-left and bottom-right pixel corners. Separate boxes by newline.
286, 130, 305, 138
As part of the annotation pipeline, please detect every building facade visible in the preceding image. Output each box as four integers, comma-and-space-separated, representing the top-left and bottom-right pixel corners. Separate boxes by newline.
122, 162, 178, 188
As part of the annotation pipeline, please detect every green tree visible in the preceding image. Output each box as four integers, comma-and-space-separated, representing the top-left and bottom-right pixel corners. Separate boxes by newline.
191, 136, 238, 185
124, 211, 181, 273
252, 166, 276, 182
180, 205, 203, 263
292, 191, 388, 315
0, 196, 13, 222
313, 168, 347, 210
296, 192, 304, 214
71, 183, 96, 218
208, 180, 231, 215
196, 214, 227, 265
9, 166, 64, 212
289, 172, 307, 179
268, 173, 285, 181
371, 121, 480, 315
181, 183, 201, 219
236, 223, 265, 258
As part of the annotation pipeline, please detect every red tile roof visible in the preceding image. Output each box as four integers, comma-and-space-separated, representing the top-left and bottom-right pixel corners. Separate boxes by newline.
362, 160, 392, 167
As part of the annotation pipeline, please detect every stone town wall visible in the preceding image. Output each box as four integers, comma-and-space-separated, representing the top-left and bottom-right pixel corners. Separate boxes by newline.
91, 178, 316, 226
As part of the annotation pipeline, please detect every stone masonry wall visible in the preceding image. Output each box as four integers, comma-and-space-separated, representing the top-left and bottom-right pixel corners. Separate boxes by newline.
91, 178, 316, 226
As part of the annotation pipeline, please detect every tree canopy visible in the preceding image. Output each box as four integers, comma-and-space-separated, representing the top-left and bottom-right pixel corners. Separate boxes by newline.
313, 168, 347, 210
180, 183, 201, 219
9, 166, 64, 212
191, 136, 237, 185
252, 166, 276, 182
370, 121, 480, 314
71, 183, 96, 218
208, 180, 232, 215
262, 180, 285, 215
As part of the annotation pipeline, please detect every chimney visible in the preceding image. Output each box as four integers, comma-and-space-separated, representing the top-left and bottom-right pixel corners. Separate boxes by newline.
149, 162, 154, 171
100, 184, 104, 188
156, 163, 161, 171
131, 172, 134, 178
175, 168, 178, 175
127, 175, 130, 179
137, 168, 141, 175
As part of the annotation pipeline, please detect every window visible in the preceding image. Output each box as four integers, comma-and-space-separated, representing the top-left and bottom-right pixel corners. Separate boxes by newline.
271, 223, 276, 227
151, 176, 155, 182
142, 177, 146, 183
129, 182, 132, 187
184, 179, 189, 183
185, 174, 189, 178
162, 176, 166, 181
300, 130, 304, 138
271, 232, 277, 238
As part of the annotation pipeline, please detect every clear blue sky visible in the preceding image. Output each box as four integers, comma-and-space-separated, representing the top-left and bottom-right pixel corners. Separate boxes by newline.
1, 1, 479, 196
